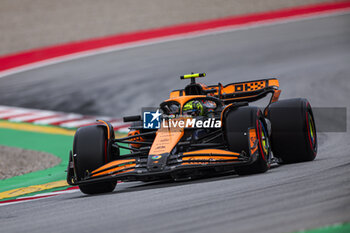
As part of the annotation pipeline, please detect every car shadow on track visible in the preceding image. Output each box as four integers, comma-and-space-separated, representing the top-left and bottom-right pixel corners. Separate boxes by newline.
68, 167, 280, 199
69, 172, 243, 199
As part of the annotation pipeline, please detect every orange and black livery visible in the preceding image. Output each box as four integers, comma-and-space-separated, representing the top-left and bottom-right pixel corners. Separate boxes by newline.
67, 73, 317, 195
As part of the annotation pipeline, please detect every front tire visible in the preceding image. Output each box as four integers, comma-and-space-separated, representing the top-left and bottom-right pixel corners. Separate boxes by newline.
224, 106, 270, 175
73, 125, 116, 194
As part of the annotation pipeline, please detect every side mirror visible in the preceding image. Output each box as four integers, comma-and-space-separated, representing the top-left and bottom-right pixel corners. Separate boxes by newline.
123, 115, 142, 122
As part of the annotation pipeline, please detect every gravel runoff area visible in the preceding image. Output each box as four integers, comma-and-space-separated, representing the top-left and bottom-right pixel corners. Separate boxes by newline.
0, 146, 61, 180
0, 0, 340, 56
0, 0, 339, 180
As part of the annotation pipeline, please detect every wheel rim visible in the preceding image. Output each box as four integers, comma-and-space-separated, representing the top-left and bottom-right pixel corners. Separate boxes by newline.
307, 111, 317, 151
259, 121, 269, 155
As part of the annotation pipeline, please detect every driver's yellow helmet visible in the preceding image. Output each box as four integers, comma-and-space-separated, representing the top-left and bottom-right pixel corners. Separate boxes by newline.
183, 100, 204, 116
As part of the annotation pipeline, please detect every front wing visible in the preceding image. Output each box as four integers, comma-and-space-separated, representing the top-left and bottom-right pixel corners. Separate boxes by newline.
67, 147, 257, 186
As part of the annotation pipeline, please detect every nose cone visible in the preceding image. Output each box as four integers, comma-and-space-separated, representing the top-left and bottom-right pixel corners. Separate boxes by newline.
147, 153, 169, 172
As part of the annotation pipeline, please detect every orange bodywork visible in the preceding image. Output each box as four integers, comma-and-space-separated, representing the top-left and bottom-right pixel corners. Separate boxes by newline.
128, 130, 145, 148
92, 164, 135, 177
97, 119, 112, 139
169, 90, 182, 98
183, 149, 239, 156
149, 121, 184, 155
222, 80, 266, 93
182, 156, 238, 165
182, 149, 240, 165
270, 89, 281, 103
91, 159, 136, 177
183, 156, 237, 160
249, 128, 258, 155
268, 79, 279, 88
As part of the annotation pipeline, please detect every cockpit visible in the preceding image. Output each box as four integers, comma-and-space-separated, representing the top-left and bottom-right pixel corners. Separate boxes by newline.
160, 96, 223, 118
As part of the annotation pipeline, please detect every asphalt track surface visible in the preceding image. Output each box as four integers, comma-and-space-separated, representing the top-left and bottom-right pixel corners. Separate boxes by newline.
1, 13, 350, 233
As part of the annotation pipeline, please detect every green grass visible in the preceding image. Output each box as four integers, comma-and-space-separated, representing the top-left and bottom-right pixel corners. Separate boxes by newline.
294, 222, 350, 233
0, 124, 128, 194
0, 127, 73, 193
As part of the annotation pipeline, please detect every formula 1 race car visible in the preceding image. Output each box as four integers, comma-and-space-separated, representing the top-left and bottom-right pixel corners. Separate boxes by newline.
66, 73, 317, 194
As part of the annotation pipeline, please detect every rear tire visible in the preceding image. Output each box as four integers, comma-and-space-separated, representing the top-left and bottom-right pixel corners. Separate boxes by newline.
224, 107, 270, 175
73, 125, 116, 194
267, 98, 317, 163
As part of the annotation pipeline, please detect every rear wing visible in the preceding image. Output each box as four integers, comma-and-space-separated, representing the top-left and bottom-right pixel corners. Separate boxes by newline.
170, 78, 281, 104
